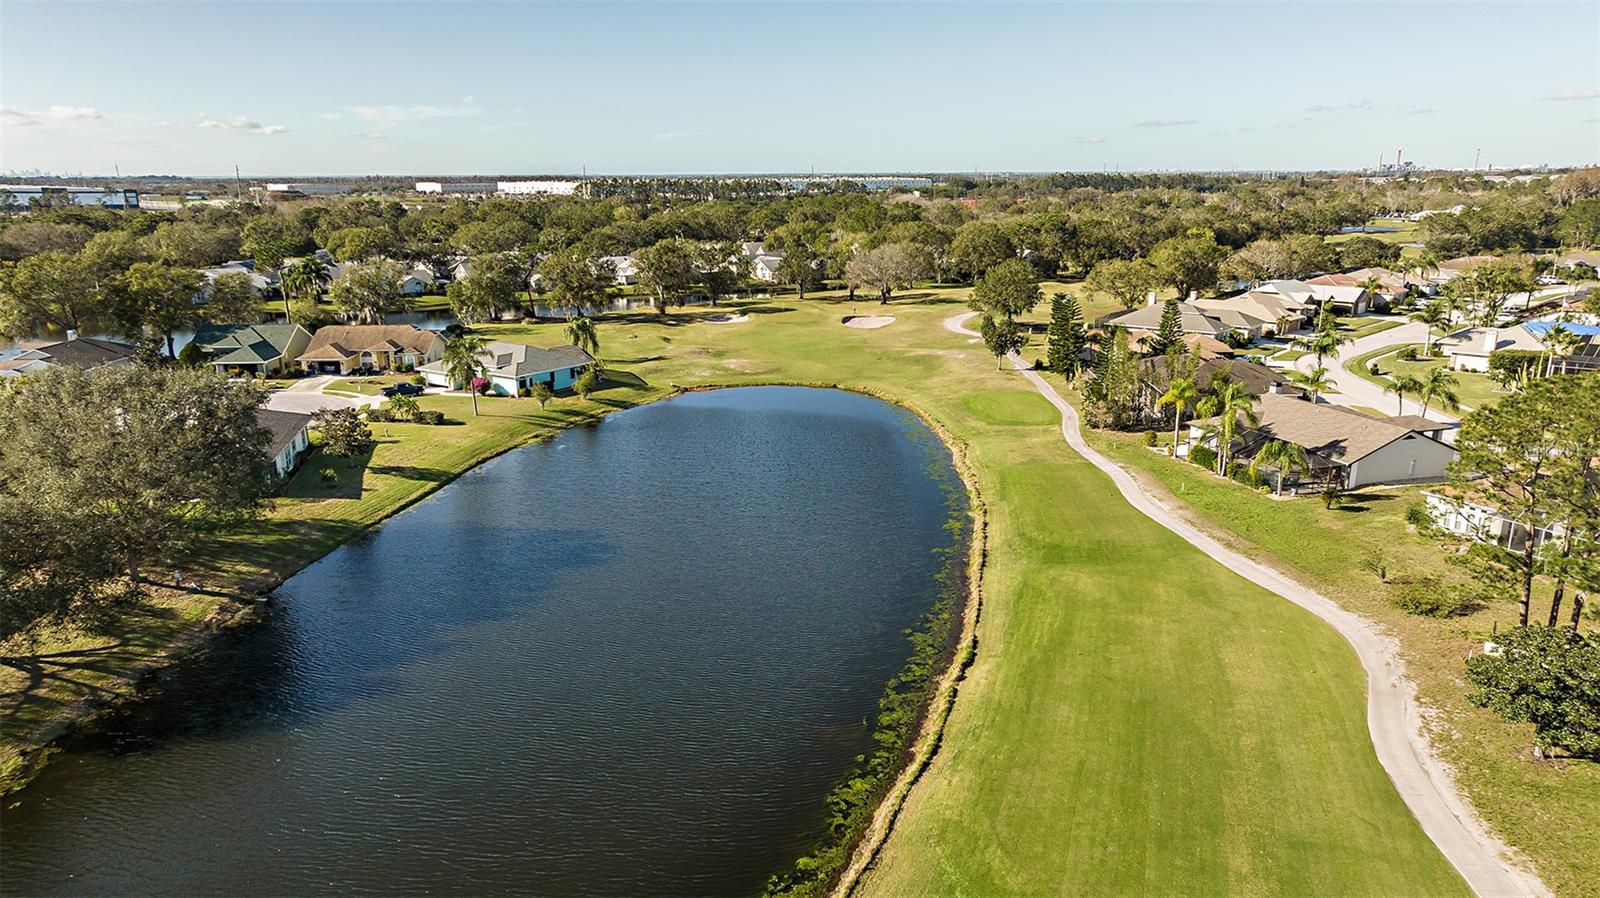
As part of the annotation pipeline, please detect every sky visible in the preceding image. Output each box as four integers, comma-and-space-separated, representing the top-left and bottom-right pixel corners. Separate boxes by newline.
2, 1, 1597, 177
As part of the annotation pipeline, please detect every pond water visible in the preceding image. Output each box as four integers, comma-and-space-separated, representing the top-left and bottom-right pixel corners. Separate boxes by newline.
0, 386, 967, 897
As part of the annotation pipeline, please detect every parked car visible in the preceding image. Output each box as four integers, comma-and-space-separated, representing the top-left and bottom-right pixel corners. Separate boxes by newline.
1536, 274, 1565, 286
381, 382, 424, 397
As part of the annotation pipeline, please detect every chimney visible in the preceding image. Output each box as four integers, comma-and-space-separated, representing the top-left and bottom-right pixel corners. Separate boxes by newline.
65, 328, 78, 341
1146, 290, 1158, 307
1481, 328, 1497, 354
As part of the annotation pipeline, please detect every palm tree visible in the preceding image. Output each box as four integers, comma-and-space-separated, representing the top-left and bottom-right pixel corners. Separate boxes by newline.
1357, 274, 1386, 311
1409, 300, 1449, 356
1194, 377, 1259, 477
441, 332, 489, 416
565, 316, 601, 371
1155, 375, 1200, 453
1410, 249, 1439, 287
280, 256, 329, 321
1384, 373, 1424, 415
1291, 310, 1351, 366
1417, 367, 1460, 416
1289, 365, 1331, 402
1251, 439, 1311, 497
1542, 323, 1583, 376
387, 394, 420, 422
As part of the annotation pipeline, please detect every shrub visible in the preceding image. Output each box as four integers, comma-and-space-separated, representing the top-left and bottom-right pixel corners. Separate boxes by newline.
1404, 501, 1432, 528
366, 407, 393, 423
1320, 483, 1344, 509
1142, 430, 1158, 447
319, 467, 337, 485
1228, 462, 1262, 488
413, 410, 446, 425
1388, 577, 1472, 617
409, 373, 426, 386
1397, 345, 1418, 361
1189, 445, 1217, 471
1369, 362, 1383, 376
518, 386, 532, 398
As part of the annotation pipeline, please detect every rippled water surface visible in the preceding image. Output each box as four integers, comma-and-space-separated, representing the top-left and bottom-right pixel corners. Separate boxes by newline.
0, 387, 965, 897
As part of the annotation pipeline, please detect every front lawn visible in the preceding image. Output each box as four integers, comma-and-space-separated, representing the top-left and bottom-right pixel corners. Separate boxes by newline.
1347, 343, 1505, 411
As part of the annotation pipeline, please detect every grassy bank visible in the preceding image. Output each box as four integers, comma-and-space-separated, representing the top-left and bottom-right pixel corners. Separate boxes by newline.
5, 295, 1483, 896
1084, 430, 1599, 896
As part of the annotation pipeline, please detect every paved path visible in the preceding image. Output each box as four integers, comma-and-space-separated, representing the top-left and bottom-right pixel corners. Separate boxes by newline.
942, 310, 1544, 898
1292, 320, 1461, 422
263, 375, 383, 415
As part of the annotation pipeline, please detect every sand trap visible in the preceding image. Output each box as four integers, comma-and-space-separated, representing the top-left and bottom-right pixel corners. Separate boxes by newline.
707, 313, 750, 324
842, 315, 895, 329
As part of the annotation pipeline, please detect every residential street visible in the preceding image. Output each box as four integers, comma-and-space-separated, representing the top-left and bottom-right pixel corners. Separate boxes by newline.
1293, 319, 1462, 423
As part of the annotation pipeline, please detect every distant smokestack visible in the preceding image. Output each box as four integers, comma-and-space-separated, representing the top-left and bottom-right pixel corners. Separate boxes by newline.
1396, 146, 1404, 167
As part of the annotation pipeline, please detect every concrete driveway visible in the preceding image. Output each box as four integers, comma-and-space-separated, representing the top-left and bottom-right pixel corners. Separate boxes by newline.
263, 375, 381, 415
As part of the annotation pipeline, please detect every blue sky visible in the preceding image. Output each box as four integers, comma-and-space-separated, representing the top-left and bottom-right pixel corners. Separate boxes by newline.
2, 1, 1596, 176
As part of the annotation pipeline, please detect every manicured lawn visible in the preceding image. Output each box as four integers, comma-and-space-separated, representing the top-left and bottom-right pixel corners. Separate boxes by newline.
4, 296, 1491, 896
1324, 218, 1421, 246
1347, 343, 1505, 411
1085, 430, 1600, 897
1335, 316, 1406, 340
325, 375, 406, 396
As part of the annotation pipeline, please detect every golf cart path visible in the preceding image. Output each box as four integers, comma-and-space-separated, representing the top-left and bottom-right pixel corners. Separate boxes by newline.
941, 310, 1544, 898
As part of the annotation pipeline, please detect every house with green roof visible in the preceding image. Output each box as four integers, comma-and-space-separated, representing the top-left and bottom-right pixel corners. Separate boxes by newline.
191, 323, 312, 376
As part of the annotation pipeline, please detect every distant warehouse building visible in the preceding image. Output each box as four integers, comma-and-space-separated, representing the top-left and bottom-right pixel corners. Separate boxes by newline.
264, 182, 351, 198
1, 184, 140, 210
498, 180, 581, 196
415, 181, 498, 195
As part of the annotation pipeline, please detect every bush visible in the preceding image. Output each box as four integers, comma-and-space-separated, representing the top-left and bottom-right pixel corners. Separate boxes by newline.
409, 373, 426, 386
319, 467, 337, 485
1397, 345, 1418, 361
1189, 445, 1217, 471
1228, 462, 1262, 488
1388, 577, 1472, 618
366, 407, 393, 422
1142, 430, 1158, 447
1404, 501, 1432, 528
518, 386, 532, 398
413, 410, 446, 425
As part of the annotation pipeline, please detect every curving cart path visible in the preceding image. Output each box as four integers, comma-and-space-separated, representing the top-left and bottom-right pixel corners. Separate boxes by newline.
941, 311, 1545, 898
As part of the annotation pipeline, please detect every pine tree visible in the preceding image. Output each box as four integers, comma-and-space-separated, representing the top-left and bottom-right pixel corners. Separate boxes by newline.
1046, 292, 1085, 377
1150, 298, 1183, 355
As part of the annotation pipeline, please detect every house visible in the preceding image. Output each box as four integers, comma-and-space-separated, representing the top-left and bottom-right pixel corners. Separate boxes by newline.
1422, 485, 1566, 552
192, 323, 313, 376
297, 325, 445, 374
1193, 290, 1312, 335
398, 266, 438, 296
1129, 332, 1234, 358
1434, 322, 1600, 372
1140, 356, 1296, 419
1104, 298, 1268, 342
1258, 279, 1370, 315
256, 408, 312, 479
198, 261, 278, 299
1431, 255, 1499, 283
1188, 392, 1457, 489
600, 255, 639, 285
1308, 267, 1409, 305
750, 253, 785, 283
739, 241, 768, 259
419, 341, 595, 396
0, 333, 137, 378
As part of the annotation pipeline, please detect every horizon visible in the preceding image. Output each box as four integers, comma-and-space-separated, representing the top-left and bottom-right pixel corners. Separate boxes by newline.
3, 1, 1597, 176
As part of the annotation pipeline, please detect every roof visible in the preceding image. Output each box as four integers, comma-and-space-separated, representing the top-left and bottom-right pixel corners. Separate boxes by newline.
194, 323, 306, 365
1259, 279, 1367, 305
255, 408, 312, 459
1436, 325, 1544, 356
1194, 291, 1308, 325
1208, 393, 1451, 465
1386, 415, 1458, 433
1104, 301, 1237, 337
299, 325, 441, 361
1142, 355, 1294, 396
1439, 255, 1498, 271
419, 340, 595, 379
17, 336, 137, 369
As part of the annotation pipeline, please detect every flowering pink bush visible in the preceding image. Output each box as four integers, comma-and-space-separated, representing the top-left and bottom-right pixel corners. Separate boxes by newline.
471, 376, 490, 394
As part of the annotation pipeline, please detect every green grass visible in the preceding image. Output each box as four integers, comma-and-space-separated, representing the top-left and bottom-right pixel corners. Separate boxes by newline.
1085, 430, 1600, 897
1346, 343, 1505, 410
1324, 219, 1421, 246
3, 295, 1489, 896
1335, 316, 1406, 340
325, 375, 405, 396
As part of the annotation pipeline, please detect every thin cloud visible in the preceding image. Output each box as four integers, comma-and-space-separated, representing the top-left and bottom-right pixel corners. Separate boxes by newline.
1, 107, 40, 127
3, 105, 105, 126
197, 115, 289, 134
1540, 89, 1600, 101
47, 105, 104, 120
1403, 106, 1436, 115
352, 131, 389, 141
345, 96, 480, 123
1306, 99, 1374, 113
1076, 136, 1106, 144
1135, 119, 1197, 128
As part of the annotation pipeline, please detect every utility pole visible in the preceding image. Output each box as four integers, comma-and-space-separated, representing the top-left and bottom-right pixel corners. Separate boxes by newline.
234, 164, 243, 202
1473, 148, 1481, 171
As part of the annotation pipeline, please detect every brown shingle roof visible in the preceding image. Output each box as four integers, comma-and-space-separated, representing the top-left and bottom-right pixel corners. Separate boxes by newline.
300, 325, 440, 361
255, 408, 311, 459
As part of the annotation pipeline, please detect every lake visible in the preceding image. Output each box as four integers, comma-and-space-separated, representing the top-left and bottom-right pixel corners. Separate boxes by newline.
0, 386, 967, 897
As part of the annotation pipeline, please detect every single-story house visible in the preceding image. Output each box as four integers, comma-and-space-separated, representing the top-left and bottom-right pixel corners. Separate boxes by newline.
1309, 267, 1409, 305
192, 323, 312, 375
1258, 279, 1370, 315
419, 341, 595, 396
1431, 255, 1499, 283
1129, 331, 1234, 358
1189, 392, 1457, 489
1140, 356, 1295, 419
0, 333, 137, 377
297, 324, 445, 374
198, 261, 278, 300
750, 253, 785, 283
1422, 485, 1566, 552
1104, 298, 1268, 342
257, 408, 312, 479
600, 255, 640, 285
398, 266, 438, 296
1435, 322, 1600, 372
1193, 290, 1312, 335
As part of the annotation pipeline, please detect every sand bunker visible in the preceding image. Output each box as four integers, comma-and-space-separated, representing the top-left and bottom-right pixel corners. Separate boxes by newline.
707, 313, 750, 324
842, 315, 895, 329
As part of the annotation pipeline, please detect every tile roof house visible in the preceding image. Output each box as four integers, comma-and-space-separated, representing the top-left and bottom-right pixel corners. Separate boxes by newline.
0, 335, 137, 378
297, 324, 445, 374
1189, 392, 1457, 489
1258, 279, 1370, 315
419, 340, 595, 396
256, 408, 312, 479
192, 323, 313, 375
1193, 290, 1312, 334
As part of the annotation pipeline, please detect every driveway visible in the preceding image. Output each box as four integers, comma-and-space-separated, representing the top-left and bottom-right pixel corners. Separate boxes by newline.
1293, 320, 1461, 423
263, 375, 382, 415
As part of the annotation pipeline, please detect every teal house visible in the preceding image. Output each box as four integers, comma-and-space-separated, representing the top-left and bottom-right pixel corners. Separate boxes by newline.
419, 340, 595, 396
